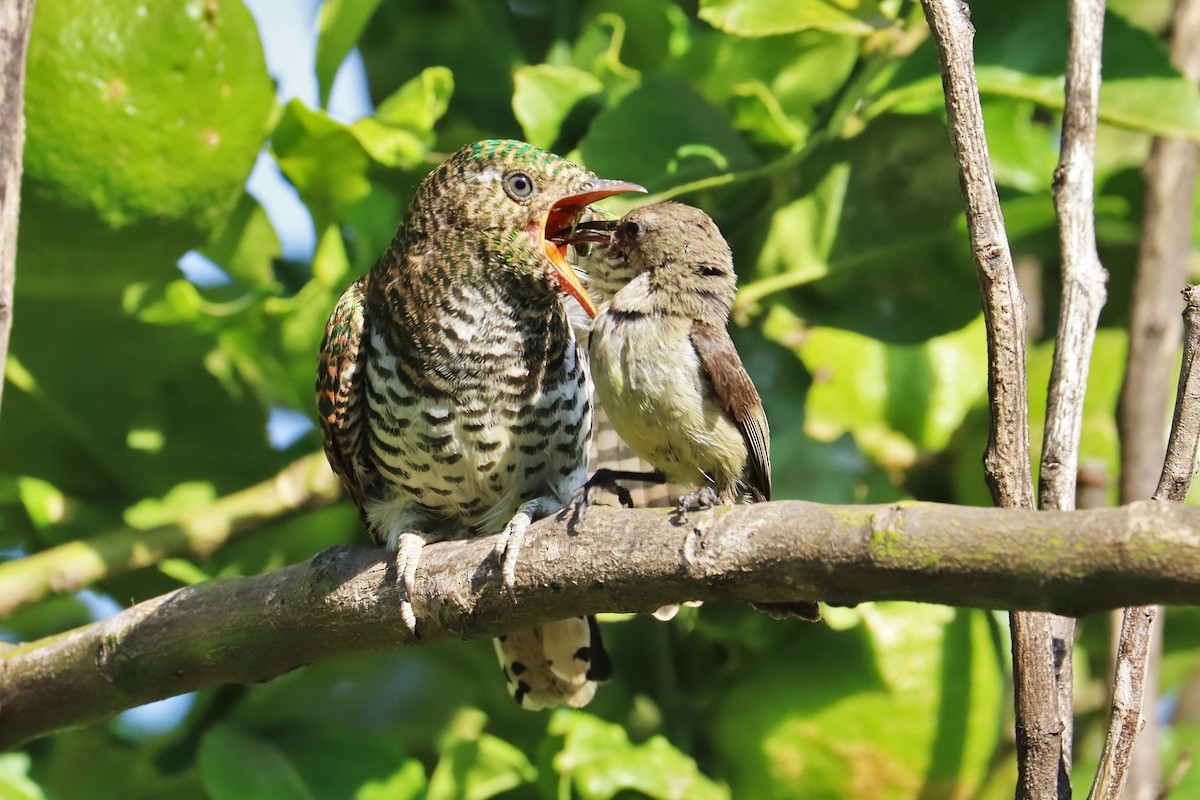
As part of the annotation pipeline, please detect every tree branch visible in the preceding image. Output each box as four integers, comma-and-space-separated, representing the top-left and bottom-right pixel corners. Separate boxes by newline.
7, 500, 1200, 749
1104, 1, 1200, 794
917, 3, 1053, 797
919, 0, 1035, 512
0, 454, 343, 616
1036, 1, 1109, 795
0, 0, 36, 415
1090, 287, 1200, 799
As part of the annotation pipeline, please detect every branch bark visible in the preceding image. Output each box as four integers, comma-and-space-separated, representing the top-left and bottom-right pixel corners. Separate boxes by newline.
7, 499, 1200, 749
0, 0, 36, 414
1037, 1, 1109, 795
1106, 2, 1200, 796
0, 454, 343, 616
917, 3, 1052, 798
1090, 288, 1200, 799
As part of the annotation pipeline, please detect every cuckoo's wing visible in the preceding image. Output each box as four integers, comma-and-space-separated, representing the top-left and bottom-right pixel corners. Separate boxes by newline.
316, 274, 374, 520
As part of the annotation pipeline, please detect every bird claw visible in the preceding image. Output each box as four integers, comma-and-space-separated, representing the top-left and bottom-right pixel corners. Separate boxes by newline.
675, 486, 721, 522
495, 510, 533, 601
394, 531, 426, 635
568, 470, 635, 525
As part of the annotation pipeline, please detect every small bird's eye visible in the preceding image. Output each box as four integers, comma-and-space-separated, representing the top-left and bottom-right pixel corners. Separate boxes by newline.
619, 220, 643, 239
503, 172, 536, 201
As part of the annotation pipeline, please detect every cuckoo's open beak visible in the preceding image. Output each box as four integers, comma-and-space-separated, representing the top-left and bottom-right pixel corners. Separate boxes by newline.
538, 179, 645, 318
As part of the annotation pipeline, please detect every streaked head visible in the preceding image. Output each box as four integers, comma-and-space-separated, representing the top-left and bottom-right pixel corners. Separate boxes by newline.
406, 140, 644, 317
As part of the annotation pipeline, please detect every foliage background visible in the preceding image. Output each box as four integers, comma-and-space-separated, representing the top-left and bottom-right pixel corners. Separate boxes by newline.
4, 0, 1200, 797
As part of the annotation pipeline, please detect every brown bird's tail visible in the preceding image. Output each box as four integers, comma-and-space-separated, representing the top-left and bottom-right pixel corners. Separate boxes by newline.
494, 616, 611, 709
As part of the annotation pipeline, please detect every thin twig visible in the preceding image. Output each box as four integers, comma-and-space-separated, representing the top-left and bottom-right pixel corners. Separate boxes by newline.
0, 454, 343, 616
917, 3, 1050, 797
6, 498, 1200, 748
0, 0, 36, 415
1090, 288, 1200, 799
1105, 2, 1200, 795
1038, 1, 1109, 794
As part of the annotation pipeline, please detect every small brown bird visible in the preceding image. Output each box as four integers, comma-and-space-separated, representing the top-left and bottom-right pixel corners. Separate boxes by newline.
580, 202, 818, 620
317, 140, 643, 708
585, 202, 770, 506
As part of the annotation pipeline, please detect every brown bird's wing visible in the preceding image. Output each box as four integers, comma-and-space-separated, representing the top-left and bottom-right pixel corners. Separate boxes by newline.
316, 274, 373, 519
690, 319, 771, 501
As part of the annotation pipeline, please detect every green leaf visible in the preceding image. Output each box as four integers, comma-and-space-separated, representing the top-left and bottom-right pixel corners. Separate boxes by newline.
983, 100, 1061, 194
374, 66, 455, 137
272, 100, 373, 232
513, 64, 604, 149
202, 192, 285, 292
0, 753, 46, 800
875, 5, 1200, 141
357, 67, 455, 169
714, 606, 1004, 799
427, 709, 536, 800
741, 115, 979, 343
578, 74, 759, 192
549, 710, 729, 800
777, 311, 989, 470
699, 0, 892, 36
315, 0, 386, 106
198, 724, 316, 800
356, 761, 427, 800
266, 724, 423, 800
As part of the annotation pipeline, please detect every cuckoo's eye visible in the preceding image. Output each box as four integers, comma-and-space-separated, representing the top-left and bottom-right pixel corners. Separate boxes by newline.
503, 172, 536, 201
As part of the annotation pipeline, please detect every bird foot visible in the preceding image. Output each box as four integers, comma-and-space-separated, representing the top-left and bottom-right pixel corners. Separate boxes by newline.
496, 496, 559, 600
568, 468, 665, 524
394, 531, 427, 635
675, 486, 721, 522
494, 511, 531, 601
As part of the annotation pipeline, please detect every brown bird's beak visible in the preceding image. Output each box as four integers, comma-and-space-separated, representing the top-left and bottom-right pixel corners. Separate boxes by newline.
539, 179, 645, 318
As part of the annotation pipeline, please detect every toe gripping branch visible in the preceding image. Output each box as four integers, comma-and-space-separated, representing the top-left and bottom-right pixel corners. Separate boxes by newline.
568, 468, 668, 523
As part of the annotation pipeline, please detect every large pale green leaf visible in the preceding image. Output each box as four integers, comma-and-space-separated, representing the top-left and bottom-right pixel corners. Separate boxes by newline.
548, 710, 729, 800
714, 605, 1004, 799
577, 74, 759, 192
371, 66, 455, 153
272, 101, 373, 232
513, 64, 604, 149
777, 311, 989, 470
699, 0, 892, 37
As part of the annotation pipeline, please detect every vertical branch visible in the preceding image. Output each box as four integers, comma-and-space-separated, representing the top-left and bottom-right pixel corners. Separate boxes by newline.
1090, 288, 1200, 800
1118, 0, 1200, 506
917, 3, 1055, 798
918, 1, 1035, 510
1110, 2, 1200, 796
0, 0, 35, 413
1043, 0, 1108, 515
1037, 1, 1108, 795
